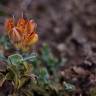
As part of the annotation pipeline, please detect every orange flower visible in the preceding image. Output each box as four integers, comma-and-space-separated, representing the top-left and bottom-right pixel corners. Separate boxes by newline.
5, 17, 38, 51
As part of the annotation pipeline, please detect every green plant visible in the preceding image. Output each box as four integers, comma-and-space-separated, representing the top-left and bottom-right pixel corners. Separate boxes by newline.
0, 53, 37, 95
0, 16, 74, 96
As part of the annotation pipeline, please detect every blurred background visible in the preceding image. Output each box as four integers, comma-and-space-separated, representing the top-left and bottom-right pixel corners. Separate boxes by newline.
0, 0, 96, 59
0, 0, 96, 95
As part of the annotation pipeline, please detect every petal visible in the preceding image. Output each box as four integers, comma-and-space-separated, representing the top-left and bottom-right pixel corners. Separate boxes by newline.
20, 33, 38, 52
10, 27, 21, 42
5, 18, 15, 32
27, 33, 38, 46
16, 18, 27, 33
23, 20, 37, 43
26, 20, 37, 34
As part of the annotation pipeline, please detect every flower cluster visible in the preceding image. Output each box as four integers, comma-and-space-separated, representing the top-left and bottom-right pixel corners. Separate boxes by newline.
5, 17, 38, 51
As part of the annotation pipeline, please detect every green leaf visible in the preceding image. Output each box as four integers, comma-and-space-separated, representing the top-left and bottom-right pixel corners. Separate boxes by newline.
6, 65, 18, 80
17, 77, 29, 89
8, 54, 23, 65
0, 53, 6, 61
90, 87, 96, 96
63, 82, 75, 92
23, 52, 37, 62
23, 62, 33, 74
23, 89, 33, 96
41, 44, 58, 67
38, 68, 49, 84
6, 64, 20, 88
39, 68, 48, 77
0, 73, 6, 87
0, 36, 11, 50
